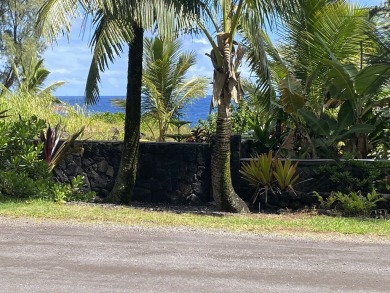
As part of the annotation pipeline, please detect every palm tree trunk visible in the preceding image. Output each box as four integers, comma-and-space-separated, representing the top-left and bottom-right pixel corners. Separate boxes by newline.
107, 25, 144, 204
211, 100, 249, 213
211, 32, 249, 213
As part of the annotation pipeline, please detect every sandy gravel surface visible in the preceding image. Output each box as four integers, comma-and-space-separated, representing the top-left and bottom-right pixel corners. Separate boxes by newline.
0, 217, 389, 293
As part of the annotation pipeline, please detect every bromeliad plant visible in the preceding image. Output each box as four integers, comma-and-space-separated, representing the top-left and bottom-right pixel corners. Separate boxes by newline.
240, 151, 274, 205
273, 158, 299, 192
240, 151, 299, 205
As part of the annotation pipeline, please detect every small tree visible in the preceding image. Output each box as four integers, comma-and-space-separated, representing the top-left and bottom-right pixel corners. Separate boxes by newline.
0, 0, 46, 91
142, 37, 208, 141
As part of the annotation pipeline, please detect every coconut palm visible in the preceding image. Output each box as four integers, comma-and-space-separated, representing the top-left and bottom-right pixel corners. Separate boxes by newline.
112, 37, 209, 142
142, 37, 208, 141
38, 0, 199, 204
17, 57, 64, 97
263, 0, 374, 115
0, 56, 64, 99
191, 0, 298, 213
242, 1, 387, 158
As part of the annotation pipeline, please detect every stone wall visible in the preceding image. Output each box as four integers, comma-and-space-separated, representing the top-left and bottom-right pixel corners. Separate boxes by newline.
53, 136, 242, 204
238, 158, 390, 211
53, 139, 390, 210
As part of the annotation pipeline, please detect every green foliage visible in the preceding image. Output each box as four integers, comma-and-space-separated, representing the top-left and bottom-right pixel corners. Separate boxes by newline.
315, 160, 390, 193
0, 0, 45, 90
0, 115, 47, 178
316, 190, 384, 217
90, 112, 125, 124
53, 175, 95, 203
247, 115, 284, 154
0, 115, 92, 202
298, 106, 375, 158
273, 158, 299, 191
197, 113, 217, 134
15, 57, 65, 97
187, 127, 211, 143
197, 103, 256, 136
0, 91, 123, 141
240, 152, 299, 205
230, 102, 254, 134
375, 175, 390, 193
240, 152, 274, 188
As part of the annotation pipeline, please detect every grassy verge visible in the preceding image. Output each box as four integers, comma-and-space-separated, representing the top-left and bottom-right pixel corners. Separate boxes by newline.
0, 200, 389, 239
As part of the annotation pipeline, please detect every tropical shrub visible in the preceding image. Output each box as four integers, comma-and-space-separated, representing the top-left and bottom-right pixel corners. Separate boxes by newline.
197, 103, 257, 137
40, 122, 85, 172
316, 190, 384, 217
0, 115, 92, 201
186, 127, 211, 143
314, 160, 390, 194
240, 152, 274, 204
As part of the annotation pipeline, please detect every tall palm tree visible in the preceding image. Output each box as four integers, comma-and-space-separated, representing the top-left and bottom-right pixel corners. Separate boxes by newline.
192, 0, 298, 213
38, 0, 199, 204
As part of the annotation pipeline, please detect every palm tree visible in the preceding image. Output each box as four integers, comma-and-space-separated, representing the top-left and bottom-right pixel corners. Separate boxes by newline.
113, 37, 209, 142
192, 0, 298, 213
0, 57, 64, 98
266, 0, 374, 114
17, 57, 64, 97
243, 0, 383, 159
38, 0, 199, 204
142, 37, 208, 141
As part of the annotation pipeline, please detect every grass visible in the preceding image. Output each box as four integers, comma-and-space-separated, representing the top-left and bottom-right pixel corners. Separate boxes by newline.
0, 92, 125, 141
0, 199, 389, 240
0, 92, 192, 142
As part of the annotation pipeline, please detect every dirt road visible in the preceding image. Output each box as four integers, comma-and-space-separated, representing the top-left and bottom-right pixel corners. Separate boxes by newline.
0, 218, 389, 292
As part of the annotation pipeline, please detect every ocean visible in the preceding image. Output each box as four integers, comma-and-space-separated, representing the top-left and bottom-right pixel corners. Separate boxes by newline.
57, 96, 212, 127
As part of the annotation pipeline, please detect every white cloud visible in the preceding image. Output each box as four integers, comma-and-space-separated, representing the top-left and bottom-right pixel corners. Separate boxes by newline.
50, 68, 71, 74
193, 38, 209, 45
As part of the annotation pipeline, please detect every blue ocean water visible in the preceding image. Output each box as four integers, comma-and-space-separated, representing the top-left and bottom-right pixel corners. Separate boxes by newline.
56, 95, 212, 127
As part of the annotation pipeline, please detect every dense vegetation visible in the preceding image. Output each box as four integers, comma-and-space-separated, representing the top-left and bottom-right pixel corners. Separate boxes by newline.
0, 0, 389, 217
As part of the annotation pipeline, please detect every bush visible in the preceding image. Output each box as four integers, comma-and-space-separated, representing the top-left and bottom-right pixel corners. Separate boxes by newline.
314, 160, 390, 194
0, 115, 93, 202
316, 190, 385, 217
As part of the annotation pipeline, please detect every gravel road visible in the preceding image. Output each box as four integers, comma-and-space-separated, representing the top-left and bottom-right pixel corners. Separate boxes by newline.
0, 218, 389, 293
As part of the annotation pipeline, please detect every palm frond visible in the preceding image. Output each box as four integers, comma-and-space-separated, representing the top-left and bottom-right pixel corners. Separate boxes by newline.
85, 10, 133, 105
240, 10, 275, 113
37, 0, 84, 43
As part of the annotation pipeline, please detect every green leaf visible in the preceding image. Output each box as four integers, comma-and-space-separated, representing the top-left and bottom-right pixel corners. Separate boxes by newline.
279, 76, 305, 114
298, 108, 329, 136
355, 64, 390, 96
323, 59, 357, 101
339, 124, 375, 140
337, 101, 354, 130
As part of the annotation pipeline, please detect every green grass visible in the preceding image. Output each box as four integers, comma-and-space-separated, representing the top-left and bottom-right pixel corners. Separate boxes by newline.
0, 92, 125, 141
0, 200, 389, 239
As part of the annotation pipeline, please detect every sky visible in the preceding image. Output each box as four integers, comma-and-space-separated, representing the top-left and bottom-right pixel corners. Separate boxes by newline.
43, 0, 383, 97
